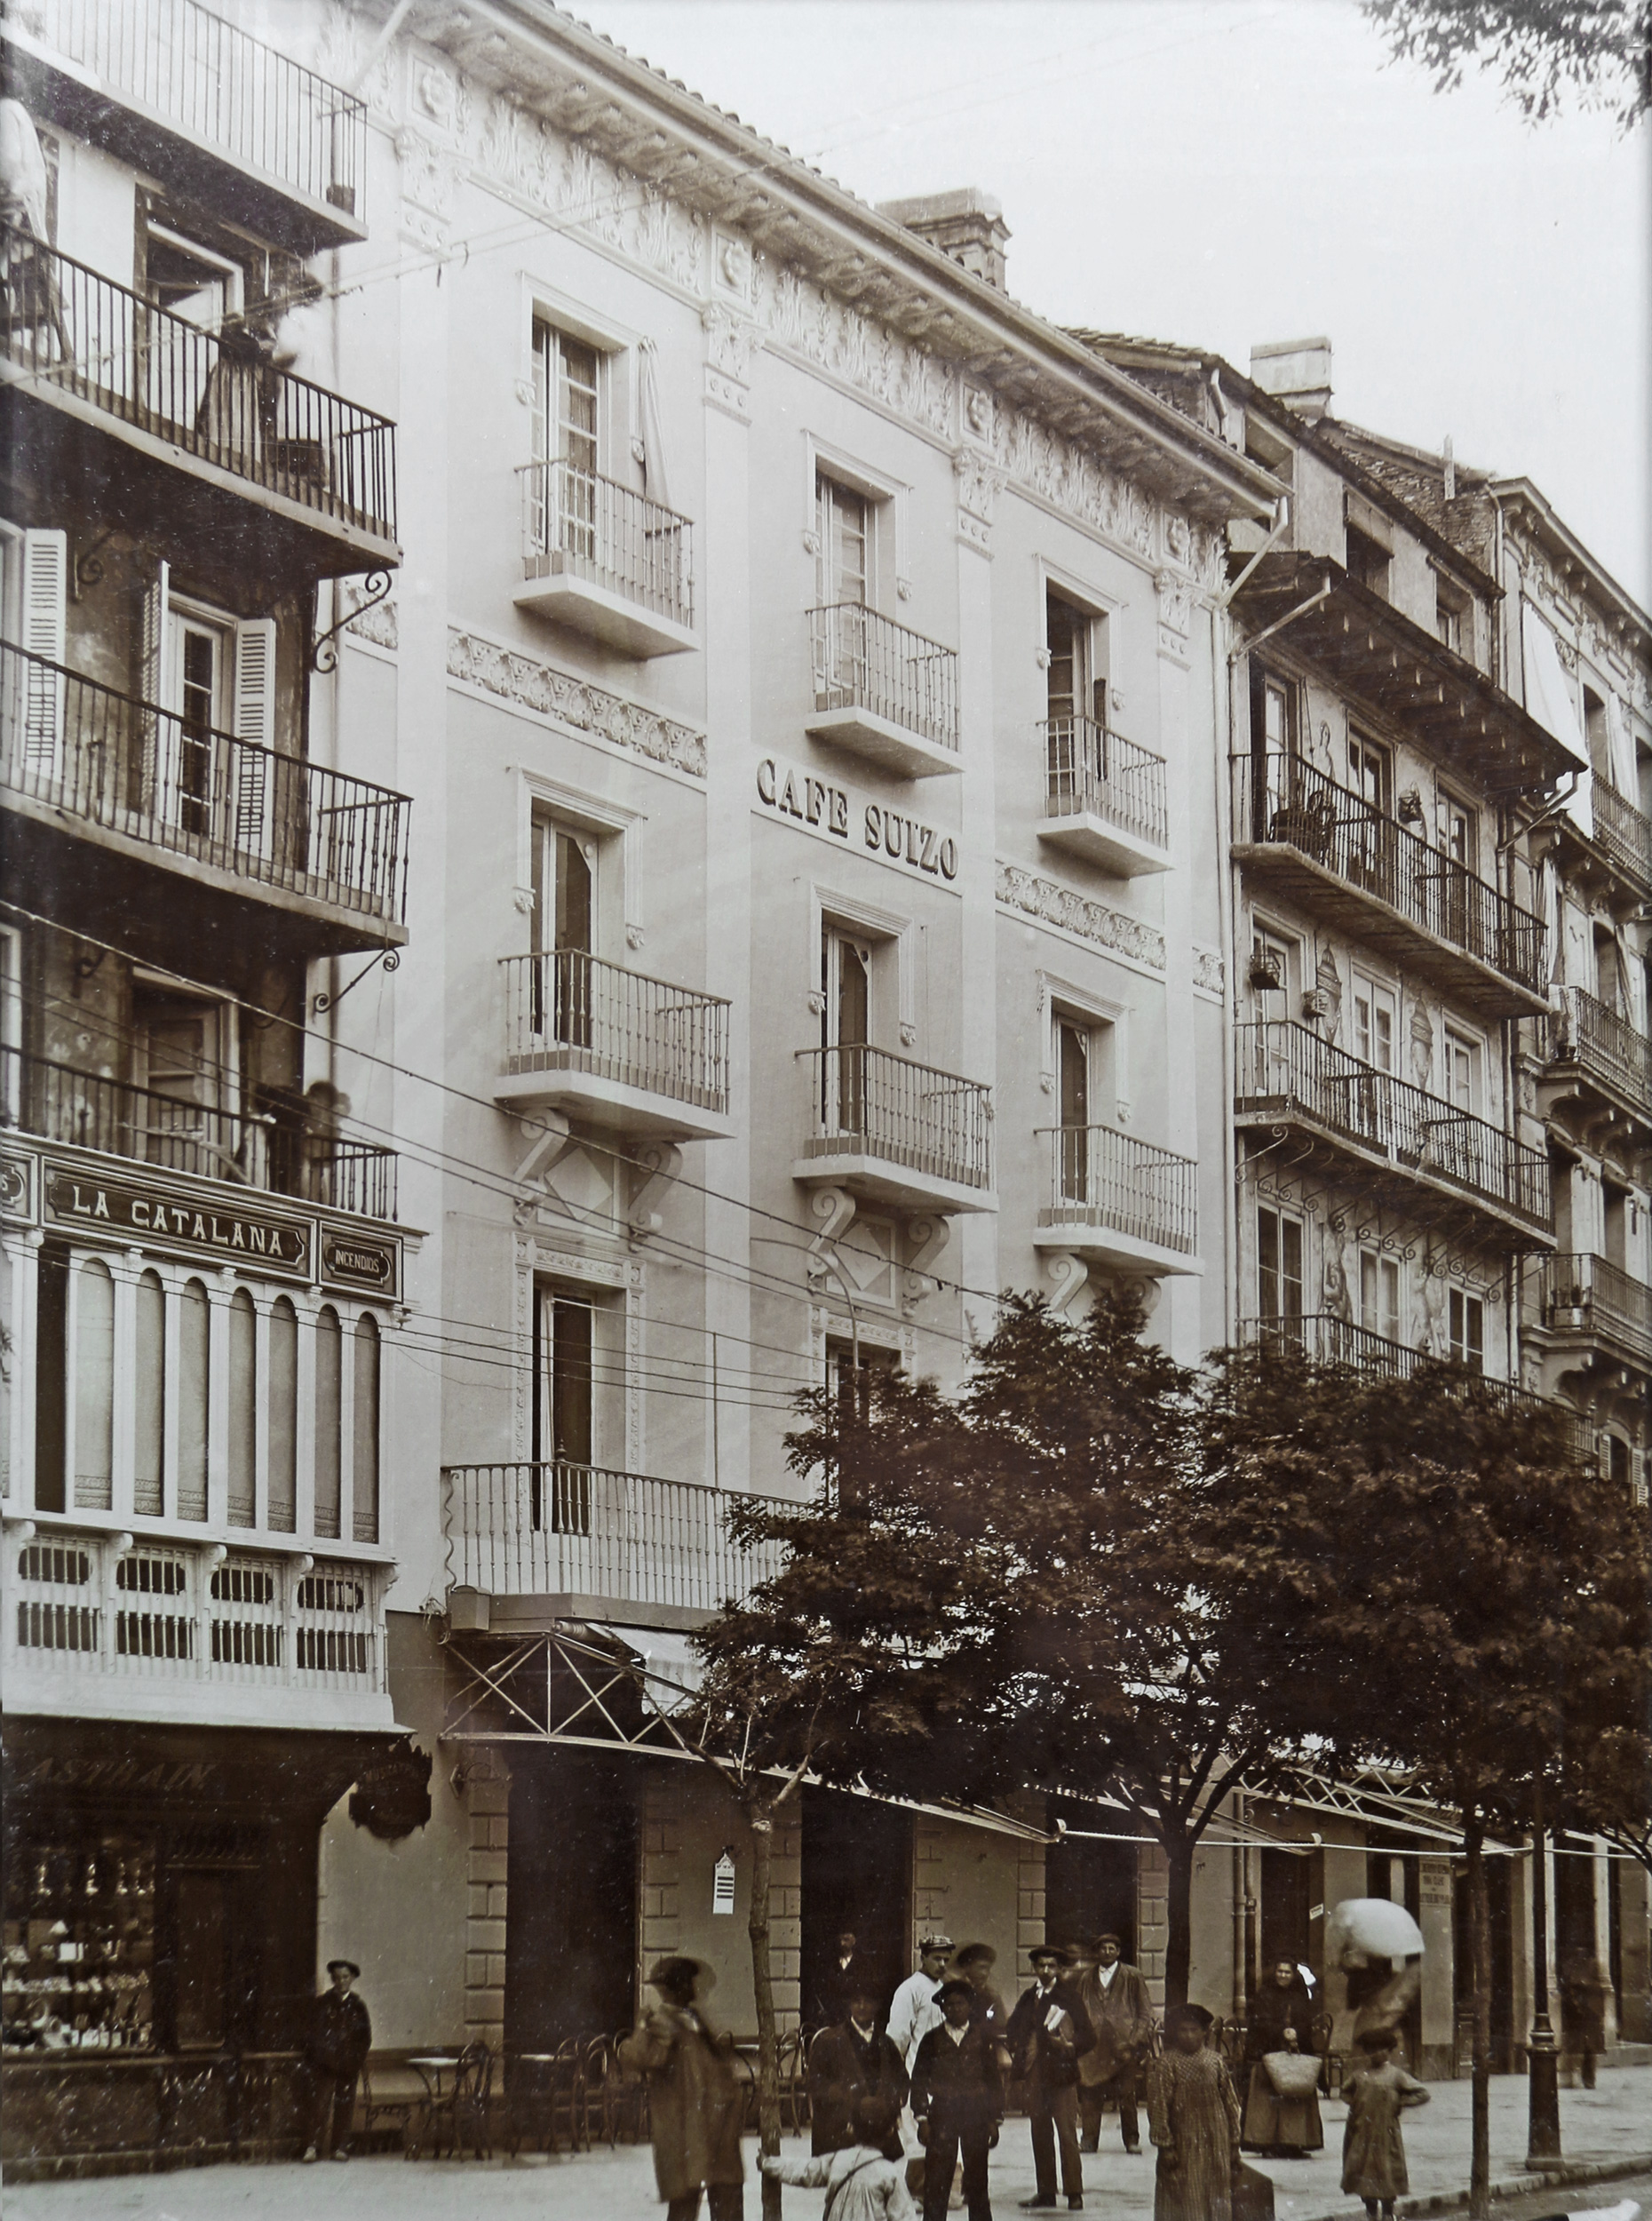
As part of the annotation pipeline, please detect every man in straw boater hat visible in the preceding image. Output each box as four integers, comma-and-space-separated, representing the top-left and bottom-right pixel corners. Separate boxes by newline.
888, 1934, 956, 2199
1005, 1944, 1094, 2211
620, 1956, 746, 2220
299, 1958, 371, 2162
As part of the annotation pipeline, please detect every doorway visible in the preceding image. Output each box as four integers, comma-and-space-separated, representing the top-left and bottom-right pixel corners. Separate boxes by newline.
800, 1787, 911, 2030
1045, 1806, 1139, 1962
505, 1748, 639, 2050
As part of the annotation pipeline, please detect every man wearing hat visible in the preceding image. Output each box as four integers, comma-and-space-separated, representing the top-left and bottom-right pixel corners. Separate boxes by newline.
1007, 1946, 1093, 2211
300, 1958, 372, 2162
1073, 1933, 1152, 2157
888, 1937, 955, 2197
619, 1955, 745, 2220
910, 1977, 1005, 2221
808, 1978, 909, 2159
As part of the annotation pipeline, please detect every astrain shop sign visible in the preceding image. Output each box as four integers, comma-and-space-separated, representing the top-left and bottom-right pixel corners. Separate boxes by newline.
755, 756, 959, 885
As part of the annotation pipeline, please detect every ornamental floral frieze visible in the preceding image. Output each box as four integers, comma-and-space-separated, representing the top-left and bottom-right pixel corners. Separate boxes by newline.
996, 862, 1166, 971
447, 628, 708, 777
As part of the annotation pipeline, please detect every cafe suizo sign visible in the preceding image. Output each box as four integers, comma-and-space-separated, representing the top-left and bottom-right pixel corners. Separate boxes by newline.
37, 1159, 399, 1299
756, 756, 959, 883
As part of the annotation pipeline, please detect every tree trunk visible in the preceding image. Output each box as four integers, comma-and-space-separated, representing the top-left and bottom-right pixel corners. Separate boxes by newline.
1465, 1811, 1491, 2221
748, 1795, 783, 2221
1164, 1834, 1195, 2011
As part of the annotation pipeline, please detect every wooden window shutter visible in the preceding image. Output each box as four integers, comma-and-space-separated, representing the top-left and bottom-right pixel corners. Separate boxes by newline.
137, 558, 170, 807
231, 617, 275, 856
20, 528, 67, 777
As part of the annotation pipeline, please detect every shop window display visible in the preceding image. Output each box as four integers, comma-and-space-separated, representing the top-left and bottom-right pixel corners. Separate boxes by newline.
3, 1836, 155, 2053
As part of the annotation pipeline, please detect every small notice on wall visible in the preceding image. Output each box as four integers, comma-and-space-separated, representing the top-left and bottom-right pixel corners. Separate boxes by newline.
713, 1851, 736, 1915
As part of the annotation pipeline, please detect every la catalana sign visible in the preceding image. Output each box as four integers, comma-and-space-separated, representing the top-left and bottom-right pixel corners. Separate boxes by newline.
45, 1167, 314, 1278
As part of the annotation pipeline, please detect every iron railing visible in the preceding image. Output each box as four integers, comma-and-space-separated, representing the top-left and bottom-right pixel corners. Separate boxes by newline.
500, 951, 729, 1113
808, 604, 958, 750
1235, 1020, 1550, 1230
1544, 985, 1652, 1114
0, 641, 409, 923
0, 1045, 398, 1220
519, 458, 694, 630
796, 1044, 992, 1193
1233, 755, 1545, 995
1238, 1314, 1594, 1463
1590, 778, 1652, 894
20, 0, 367, 219
444, 1463, 789, 1611
0, 2050, 307, 2169
0, 227, 396, 541
1037, 1124, 1196, 1254
1533, 1254, 1652, 1364
1043, 717, 1168, 850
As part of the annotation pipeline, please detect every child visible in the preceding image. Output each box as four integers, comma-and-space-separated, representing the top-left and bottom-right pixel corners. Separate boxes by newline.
1146, 2002, 1242, 2221
1340, 2026, 1430, 2221
760, 2092, 918, 2220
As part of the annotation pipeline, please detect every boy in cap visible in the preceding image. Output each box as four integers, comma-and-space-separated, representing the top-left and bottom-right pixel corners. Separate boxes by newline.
910, 1977, 1005, 2221
810, 1979, 909, 2157
1006, 1946, 1093, 2210
300, 1958, 371, 2162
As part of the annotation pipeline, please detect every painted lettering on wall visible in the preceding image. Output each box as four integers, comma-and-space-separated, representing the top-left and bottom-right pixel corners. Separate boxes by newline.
756, 757, 958, 883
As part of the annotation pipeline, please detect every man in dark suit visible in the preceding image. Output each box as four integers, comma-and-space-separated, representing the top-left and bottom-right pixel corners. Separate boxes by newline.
807, 1979, 909, 2159
910, 1977, 1004, 2221
1073, 1933, 1153, 2155
1006, 1946, 1093, 2211
813, 1927, 869, 2029
300, 1958, 372, 2162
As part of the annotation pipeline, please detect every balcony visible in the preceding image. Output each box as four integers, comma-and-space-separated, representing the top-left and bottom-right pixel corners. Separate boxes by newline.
793, 1044, 994, 1215
1, 641, 409, 951
1039, 718, 1170, 876
806, 605, 960, 778
1531, 1254, 1652, 1370
1232, 755, 1547, 1018
1033, 1124, 1200, 1276
1589, 778, 1652, 896
2, 1522, 393, 1729
0, 230, 398, 577
1235, 1020, 1551, 1243
496, 951, 732, 1142
2, 1045, 397, 1220
515, 458, 695, 657
1540, 985, 1652, 1127
3, 0, 368, 254
443, 1462, 788, 1628
1238, 1315, 1594, 1464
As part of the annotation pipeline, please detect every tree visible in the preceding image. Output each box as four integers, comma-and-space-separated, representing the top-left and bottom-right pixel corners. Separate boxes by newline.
1360, 0, 1652, 130
1227, 1343, 1651, 2221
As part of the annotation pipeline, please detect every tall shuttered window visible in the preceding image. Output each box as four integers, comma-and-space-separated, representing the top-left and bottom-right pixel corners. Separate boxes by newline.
314, 1306, 342, 1540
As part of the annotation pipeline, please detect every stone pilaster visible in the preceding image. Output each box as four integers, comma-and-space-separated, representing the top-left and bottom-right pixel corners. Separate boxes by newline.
770, 1812, 803, 2034
1137, 1841, 1169, 2007
640, 1773, 684, 1969
913, 1816, 949, 1938
1018, 1836, 1047, 1964
463, 1754, 510, 2044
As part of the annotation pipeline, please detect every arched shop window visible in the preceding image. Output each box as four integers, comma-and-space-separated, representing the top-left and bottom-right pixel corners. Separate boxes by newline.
314, 1306, 342, 1540
73, 1260, 114, 1512
133, 1271, 166, 1517
267, 1297, 298, 1533
227, 1290, 256, 1527
353, 1314, 379, 1545
178, 1279, 210, 1520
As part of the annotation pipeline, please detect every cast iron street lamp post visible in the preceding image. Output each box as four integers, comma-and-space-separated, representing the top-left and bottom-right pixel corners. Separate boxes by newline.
1527, 1776, 1562, 2167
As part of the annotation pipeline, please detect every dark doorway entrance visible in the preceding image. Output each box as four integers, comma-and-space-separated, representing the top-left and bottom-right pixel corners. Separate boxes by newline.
1454, 1854, 1514, 2071
1045, 1805, 1139, 1962
1259, 1847, 1314, 1975
505, 1748, 639, 2050
801, 1787, 911, 2030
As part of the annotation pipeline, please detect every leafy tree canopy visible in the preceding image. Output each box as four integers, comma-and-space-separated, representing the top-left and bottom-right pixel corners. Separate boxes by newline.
1360, 0, 1651, 130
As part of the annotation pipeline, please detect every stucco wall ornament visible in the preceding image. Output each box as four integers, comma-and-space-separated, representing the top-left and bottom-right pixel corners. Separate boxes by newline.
448, 628, 707, 777
996, 862, 1166, 971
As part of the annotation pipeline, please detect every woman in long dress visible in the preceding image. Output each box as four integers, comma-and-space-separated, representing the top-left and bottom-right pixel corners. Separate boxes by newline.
1146, 2003, 1242, 2221
1241, 1958, 1322, 2155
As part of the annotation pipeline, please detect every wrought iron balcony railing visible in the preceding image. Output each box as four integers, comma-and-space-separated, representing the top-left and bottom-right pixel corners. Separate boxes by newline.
1, 1044, 398, 1221
444, 1462, 788, 1612
1233, 754, 1545, 996
1037, 1123, 1197, 1254
0, 227, 396, 543
796, 1043, 993, 1194
18, 0, 367, 222
1043, 717, 1168, 850
500, 951, 729, 1113
518, 457, 694, 630
1238, 1314, 1594, 1462
1590, 777, 1652, 894
1235, 1020, 1550, 1231
1534, 1253, 1652, 1365
1544, 985, 1652, 1115
1, 641, 409, 925
808, 604, 959, 751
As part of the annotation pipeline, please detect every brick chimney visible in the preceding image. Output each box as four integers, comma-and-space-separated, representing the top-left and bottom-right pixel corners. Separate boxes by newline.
1250, 336, 1333, 422
878, 188, 1009, 291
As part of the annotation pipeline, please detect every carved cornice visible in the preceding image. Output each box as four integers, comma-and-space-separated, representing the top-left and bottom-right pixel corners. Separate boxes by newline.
1191, 945, 1224, 999
996, 862, 1166, 972
447, 628, 708, 777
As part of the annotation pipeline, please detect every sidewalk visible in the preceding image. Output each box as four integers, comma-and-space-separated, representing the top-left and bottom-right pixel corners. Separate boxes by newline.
5, 2066, 1649, 2221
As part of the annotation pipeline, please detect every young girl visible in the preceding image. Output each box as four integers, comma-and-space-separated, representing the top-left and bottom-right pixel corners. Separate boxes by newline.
1146, 2003, 1242, 2221
1341, 2027, 1430, 2221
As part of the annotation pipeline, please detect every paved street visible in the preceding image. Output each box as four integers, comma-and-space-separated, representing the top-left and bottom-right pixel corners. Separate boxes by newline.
7, 2066, 1648, 2221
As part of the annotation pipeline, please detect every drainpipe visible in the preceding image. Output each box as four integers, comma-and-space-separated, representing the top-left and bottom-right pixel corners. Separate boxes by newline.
1211, 598, 1240, 1349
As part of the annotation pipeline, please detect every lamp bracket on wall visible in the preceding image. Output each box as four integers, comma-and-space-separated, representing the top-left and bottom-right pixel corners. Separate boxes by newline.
309, 570, 393, 673
312, 945, 400, 1018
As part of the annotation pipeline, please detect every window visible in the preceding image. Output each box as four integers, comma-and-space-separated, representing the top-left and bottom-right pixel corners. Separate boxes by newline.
144, 221, 244, 328
139, 572, 275, 843
0, 922, 20, 1124
267, 1297, 298, 1533
1442, 795, 1477, 876
825, 1335, 899, 1428
1348, 733, 1391, 816
314, 1304, 342, 1540
1250, 668, 1300, 832
131, 982, 235, 1182
73, 1259, 115, 1513
529, 815, 595, 1047
1045, 588, 1107, 727
178, 1278, 210, 1521
1351, 971, 1397, 1072
1256, 1206, 1304, 1325
528, 322, 601, 568
1345, 522, 1390, 598
1249, 926, 1296, 1005
1057, 1018, 1092, 1202
133, 1271, 165, 1517
226, 1289, 256, 1529
1448, 1288, 1484, 1372
1434, 577, 1468, 654
1358, 1249, 1401, 1345
353, 1316, 379, 1545
821, 924, 873, 1137
534, 1287, 594, 1532
1443, 1028, 1479, 1114
817, 473, 870, 608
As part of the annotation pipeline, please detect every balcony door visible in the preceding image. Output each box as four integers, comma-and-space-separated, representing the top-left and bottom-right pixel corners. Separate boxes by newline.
1045, 588, 1107, 801
534, 1287, 593, 1535
1057, 1019, 1091, 1202
142, 221, 246, 445
131, 985, 235, 1182
532, 323, 600, 566
1358, 1248, 1401, 1349
1256, 1205, 1304, 1335
822, 927, 872, 1139
530, 819, 594, 1054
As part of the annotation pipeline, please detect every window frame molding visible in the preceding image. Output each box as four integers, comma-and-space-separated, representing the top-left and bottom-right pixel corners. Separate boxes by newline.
803, 434, 909, 610
1036, 967, 1131, 1126
810, 882, 917, 1050
1036, 557, 1124, 720
512, 768, 647, 959
517, 278, 643, 488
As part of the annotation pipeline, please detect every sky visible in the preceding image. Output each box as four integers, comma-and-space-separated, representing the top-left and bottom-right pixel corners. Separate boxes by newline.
565, 0, 1650, 609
